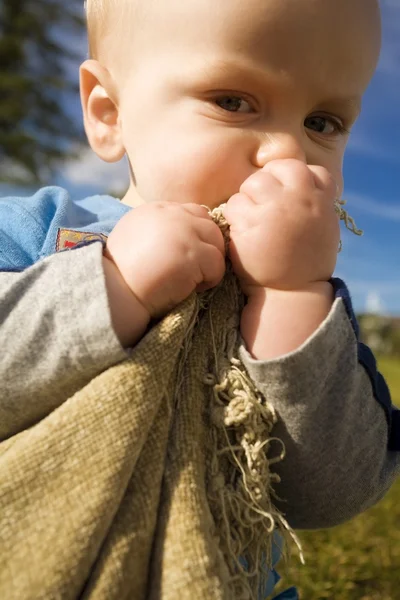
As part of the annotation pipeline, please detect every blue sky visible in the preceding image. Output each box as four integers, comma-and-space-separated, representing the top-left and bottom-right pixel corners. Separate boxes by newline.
336, 0, 400, 316
2, 0, 399, 315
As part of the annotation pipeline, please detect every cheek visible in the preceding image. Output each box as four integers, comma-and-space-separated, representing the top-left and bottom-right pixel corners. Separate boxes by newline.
131, 128, 254, 205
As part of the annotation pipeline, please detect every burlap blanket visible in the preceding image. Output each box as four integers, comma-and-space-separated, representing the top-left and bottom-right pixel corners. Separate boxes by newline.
0, 200, 361, 599
0, 212, 295, 600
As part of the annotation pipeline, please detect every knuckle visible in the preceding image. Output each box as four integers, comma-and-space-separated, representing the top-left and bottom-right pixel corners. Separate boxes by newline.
187, 203, 211, 217
317, 169, 337, 194
290, 160, 311, 179
225, 192, 243, 210
325, 171, 337, 191
265, 158, 311, 186
208, 246, 225, 273
240, 173, 265, 195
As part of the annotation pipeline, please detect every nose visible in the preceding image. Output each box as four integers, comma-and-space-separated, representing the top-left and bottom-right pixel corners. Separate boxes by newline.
253, 132, 307, 168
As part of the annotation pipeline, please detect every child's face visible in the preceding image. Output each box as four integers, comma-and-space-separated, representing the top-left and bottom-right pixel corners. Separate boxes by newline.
113, 0, 380, 209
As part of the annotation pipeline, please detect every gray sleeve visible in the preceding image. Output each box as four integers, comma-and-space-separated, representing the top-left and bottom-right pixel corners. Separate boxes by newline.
239, 299, 400, 529
0, 242, 128, 441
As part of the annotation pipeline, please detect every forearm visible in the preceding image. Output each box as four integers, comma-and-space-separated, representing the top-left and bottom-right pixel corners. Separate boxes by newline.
240, 282, 333, 360
102, 256, 150, 348
240, 297, 400, 529
0, 243, 128, 440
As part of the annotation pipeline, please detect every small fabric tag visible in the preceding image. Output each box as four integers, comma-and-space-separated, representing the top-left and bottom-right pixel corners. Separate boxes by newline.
56, 229, 108, 252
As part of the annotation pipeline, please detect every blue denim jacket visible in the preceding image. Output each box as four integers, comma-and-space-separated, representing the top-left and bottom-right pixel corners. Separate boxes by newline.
0, 186, 130, 270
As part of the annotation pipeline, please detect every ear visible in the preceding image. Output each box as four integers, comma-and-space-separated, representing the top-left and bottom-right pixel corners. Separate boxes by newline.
80, 60, 125, 163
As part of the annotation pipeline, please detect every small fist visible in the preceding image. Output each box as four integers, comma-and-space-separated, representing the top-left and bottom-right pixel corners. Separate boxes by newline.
223, 159, 340, 292
105, 202, 226, 317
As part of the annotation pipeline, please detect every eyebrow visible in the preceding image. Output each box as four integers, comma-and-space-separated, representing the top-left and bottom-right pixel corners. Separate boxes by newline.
183, 56, 363, 117
196, 57, 280, 86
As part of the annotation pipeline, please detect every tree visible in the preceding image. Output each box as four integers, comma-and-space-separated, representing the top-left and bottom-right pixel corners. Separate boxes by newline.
0, 0, 86, 185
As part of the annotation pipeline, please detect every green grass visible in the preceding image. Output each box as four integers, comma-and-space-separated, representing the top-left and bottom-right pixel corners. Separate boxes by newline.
273, 356, 400, 600
379, 357, 400, 407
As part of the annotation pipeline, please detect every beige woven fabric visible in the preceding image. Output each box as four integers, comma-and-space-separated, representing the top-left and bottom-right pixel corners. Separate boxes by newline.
0, 258, 288, 600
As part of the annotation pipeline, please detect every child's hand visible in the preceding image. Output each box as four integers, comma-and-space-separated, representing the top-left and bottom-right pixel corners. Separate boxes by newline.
105, 202, 225, 319
223, 159, 340, 293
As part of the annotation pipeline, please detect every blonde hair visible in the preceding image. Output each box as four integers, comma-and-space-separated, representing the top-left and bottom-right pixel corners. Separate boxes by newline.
85, 0, 99, 59
86, 0, 132, 60
85, 0, 148, 61
85, 0, 109, 59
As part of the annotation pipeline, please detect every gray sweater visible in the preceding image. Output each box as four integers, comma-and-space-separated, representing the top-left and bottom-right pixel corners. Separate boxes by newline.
1, 242, 399, 529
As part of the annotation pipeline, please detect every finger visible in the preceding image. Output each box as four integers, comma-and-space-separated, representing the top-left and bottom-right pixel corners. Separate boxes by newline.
223, 192, 255, 225
194, 217, 226, 257
181, 203, 212, 219
239, 171, 282, 203
196, 243, 226, 291
307, 165, 337, 196
262, 158, 314, 189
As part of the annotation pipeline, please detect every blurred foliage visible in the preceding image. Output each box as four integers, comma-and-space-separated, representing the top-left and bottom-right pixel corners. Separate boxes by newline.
358, 314, 400, 358
0, 0, 86, 184
377, 355, 400, 406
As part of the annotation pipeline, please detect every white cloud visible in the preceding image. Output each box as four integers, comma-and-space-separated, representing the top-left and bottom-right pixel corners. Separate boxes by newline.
345, 192, 400, 221
63, 150, 130, 191
340, 279, 400, 295
346, 132, 400, 163
365, 290, 386, 314
377, 2, 400, 77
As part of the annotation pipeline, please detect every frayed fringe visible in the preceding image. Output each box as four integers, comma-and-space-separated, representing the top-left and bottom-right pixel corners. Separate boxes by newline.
194, 197, 361, 597
198, 207, 303, 600
335, 198, 363, 252
206, 344, 303, 599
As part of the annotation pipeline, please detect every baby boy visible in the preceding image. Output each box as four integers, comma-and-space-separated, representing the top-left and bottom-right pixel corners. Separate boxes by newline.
1, 0, 399, 597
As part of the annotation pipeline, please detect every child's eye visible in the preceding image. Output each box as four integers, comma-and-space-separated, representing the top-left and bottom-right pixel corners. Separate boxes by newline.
305, 115, 347, 135
215, 96, 252, 113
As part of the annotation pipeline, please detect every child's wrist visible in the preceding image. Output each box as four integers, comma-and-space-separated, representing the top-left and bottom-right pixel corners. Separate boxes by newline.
244, 281, 333, 303
102, 256, 151, 348
240, 282, 334, 360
